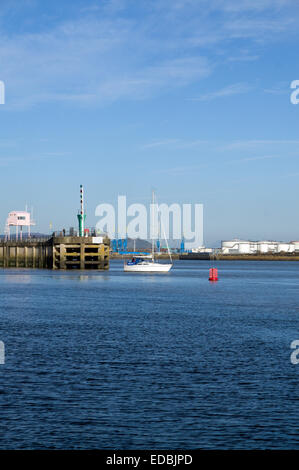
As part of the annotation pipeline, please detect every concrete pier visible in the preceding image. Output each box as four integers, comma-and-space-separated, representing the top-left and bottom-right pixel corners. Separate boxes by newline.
0, 236, 110, 270
52, 236, 109, 270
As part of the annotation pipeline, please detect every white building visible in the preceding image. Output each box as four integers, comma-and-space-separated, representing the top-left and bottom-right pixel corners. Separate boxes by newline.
191, 246, 213, 253
221, 239, 298, 255
4, 210, 35, 241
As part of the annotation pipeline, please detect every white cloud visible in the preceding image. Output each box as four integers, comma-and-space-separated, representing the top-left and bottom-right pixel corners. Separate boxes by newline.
0, 152, 70, 167
217, 0, 293, 12
223, 140, 299, 150
224, 18, 295, 39
226, 155, 282, 164
142, 139, 180, 149
142, 139, 211, 150
0, 0, 298, 108
189, 83, 252, 101
0, 15, 212, 107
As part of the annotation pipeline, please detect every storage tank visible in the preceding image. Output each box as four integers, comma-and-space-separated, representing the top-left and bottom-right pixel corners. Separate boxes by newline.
278, 243, 294, 253
270, 242, 279, 252
291, 241, 299, 252
222, 239, 241, 253
222, 240, 238, 248
249, 242, 258, 253
257, 241, 278, 253
222, 239, 251, 254
257, 241, 269, 253
238, 242, 251, 254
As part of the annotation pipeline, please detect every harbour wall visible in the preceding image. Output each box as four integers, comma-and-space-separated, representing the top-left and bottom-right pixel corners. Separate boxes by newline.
0, 236, 110, 269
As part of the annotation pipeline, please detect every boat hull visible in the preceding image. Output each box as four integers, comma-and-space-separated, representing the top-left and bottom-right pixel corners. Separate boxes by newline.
124, 263, 172, 272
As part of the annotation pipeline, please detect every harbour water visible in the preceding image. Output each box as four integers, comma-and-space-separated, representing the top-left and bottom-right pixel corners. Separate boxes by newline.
0, 260, 298, 449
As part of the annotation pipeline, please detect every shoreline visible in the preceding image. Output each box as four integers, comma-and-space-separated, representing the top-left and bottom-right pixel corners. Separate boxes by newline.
111, 253, 299, 261
180, 254, 299, 261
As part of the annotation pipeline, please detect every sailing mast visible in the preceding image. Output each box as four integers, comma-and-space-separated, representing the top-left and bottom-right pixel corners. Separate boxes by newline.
155, 191, 173, 265
124, 190, 172, 272
151, 190, 155, 260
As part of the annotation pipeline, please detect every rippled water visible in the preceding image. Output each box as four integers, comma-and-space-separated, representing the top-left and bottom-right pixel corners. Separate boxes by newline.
0, 260, 298, 449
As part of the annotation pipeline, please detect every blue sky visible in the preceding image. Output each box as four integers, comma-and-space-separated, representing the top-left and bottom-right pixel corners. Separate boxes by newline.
1, 0, 299, 245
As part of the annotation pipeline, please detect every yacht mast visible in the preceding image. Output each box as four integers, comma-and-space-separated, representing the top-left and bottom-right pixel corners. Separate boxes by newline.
151, 190, 155, 259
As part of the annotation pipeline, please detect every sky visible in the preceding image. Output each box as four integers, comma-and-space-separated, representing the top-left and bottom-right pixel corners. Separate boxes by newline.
1, 0, 299, 246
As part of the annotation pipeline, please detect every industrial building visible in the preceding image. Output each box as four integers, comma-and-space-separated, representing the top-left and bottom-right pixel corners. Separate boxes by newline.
221, 239, 299, 255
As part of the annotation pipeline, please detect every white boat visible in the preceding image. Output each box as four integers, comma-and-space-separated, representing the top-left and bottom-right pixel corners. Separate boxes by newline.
124, 192, 173, 273
124, 255, 172, 272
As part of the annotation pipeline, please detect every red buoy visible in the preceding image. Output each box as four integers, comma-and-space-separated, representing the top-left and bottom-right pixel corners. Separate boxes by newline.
209, 268, 218, 281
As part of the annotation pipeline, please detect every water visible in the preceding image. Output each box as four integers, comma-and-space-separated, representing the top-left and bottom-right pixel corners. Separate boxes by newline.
0, 260, 298, 449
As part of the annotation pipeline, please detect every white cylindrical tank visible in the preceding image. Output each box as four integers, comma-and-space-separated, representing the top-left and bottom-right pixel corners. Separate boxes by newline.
291, 241, 299, 251
222, 239, 239, 253
278, 243, 294, 253
222, 240, 239, 253
257, 241, 278, 253
222, 240, 296, 254
238, 242, 251, 254
257, 241, 269, 253
222, 240, 239, 249
222, 239, 251, 254
249, 242, 258, 253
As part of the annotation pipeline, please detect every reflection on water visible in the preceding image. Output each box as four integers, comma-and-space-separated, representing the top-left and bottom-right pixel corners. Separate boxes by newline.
3, 274, 32, 284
